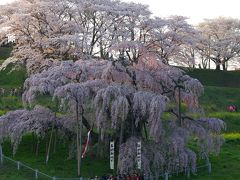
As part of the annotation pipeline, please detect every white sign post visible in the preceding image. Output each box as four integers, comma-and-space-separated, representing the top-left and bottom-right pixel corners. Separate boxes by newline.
137, 141, 141, 169
110, 141, 114, 170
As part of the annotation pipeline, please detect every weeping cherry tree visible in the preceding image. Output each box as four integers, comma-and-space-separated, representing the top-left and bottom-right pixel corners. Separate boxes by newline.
10, 54, 225, 177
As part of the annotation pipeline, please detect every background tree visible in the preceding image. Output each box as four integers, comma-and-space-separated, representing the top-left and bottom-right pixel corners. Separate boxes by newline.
0, 0, 83, 73
147, 16, 199, 66
197, 17, 240, 70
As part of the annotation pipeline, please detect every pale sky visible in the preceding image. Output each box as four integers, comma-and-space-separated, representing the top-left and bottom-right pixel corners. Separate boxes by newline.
0, 0, 16, 5
1, 0, 240, 24
124, 0, 240, 24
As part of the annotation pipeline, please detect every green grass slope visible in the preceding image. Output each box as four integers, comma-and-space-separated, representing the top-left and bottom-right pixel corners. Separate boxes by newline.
0, 47, 12, 65
0, 47, 26, 89
187, 68, 240, 88
0, 64, 27, 89
200, 86, 240, 112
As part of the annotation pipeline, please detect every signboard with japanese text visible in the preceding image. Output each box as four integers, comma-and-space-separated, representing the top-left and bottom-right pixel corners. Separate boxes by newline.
110, 141, 114, 170
137, 141, 141, 169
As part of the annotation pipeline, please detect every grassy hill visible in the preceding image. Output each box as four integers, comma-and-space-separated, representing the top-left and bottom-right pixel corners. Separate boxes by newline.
187, 68, 240, 88
187, 68, 240, 116
201, 86, 240, 112
0, 47, 12, 65
0, 63, 26, 89
0, 47, 26, 89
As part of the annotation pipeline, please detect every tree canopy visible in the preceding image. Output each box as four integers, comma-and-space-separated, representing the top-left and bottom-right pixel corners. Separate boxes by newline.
0, 0, 227, 177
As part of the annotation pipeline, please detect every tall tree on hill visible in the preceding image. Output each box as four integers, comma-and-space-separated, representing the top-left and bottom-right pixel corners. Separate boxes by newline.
0, 0, 152, 73
1, 0, 88, 72
147, 16, 199, 66
197, 17, 240, 70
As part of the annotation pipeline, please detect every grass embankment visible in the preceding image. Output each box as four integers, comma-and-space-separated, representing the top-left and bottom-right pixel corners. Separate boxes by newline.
0, 63, 26, 114
0, 47, 26, 89
187, 68, 240, 88
201, 86, 240, 113
0, 56, 26, 115
0, 63, 26, 89
0, 47, 12, 65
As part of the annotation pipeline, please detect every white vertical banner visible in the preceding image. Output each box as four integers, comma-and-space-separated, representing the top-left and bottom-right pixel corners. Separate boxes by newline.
137, 141, 141, 169
110, 141, 114, 170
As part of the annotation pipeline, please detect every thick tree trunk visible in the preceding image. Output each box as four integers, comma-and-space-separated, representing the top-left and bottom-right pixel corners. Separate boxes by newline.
215, 64, 221, 70
222, 63, 227, 71
81, 116, 98, 143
